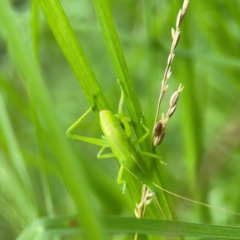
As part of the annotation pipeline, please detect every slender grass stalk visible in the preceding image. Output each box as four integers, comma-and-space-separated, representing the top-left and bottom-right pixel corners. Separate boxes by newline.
152, 0, 189, 148
30, 0, 56, 218
170, 1, 203, 190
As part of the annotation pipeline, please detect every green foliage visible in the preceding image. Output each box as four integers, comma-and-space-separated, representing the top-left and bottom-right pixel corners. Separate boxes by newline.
0, 0, 240, 239
16, 216, 240, 240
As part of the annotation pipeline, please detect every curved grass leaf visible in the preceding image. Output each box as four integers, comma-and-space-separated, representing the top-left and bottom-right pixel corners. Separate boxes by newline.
17, 215, 240, 240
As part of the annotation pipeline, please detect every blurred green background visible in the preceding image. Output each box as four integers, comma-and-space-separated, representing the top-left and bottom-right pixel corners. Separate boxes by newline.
0, 0, 240, 239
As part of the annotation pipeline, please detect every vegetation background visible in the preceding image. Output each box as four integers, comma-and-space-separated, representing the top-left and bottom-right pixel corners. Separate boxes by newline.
0, 0, 240, 239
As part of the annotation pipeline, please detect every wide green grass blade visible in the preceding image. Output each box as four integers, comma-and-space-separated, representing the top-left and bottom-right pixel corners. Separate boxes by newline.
0, 0, 107, 239
17, 215, 240, 239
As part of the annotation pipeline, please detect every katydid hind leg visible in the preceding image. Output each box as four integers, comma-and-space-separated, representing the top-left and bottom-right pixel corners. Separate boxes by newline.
66, 107, 109, 147
66, 108, 92, 136
140, 151, 165, 165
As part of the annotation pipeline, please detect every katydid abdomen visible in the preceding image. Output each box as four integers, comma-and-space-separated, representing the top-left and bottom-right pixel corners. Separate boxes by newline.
100, 110, 156, 192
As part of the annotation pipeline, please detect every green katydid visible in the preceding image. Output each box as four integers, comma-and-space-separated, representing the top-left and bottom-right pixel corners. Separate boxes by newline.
66, 82, 163, 195
66, 81, 240, 220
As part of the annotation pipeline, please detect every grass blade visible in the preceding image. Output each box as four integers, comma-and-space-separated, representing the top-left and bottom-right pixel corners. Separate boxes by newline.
17, 215, 240, 239
37, 0, 109, 116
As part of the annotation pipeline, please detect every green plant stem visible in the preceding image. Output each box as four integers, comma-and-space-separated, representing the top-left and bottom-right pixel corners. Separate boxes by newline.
17, 215, 240, 240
